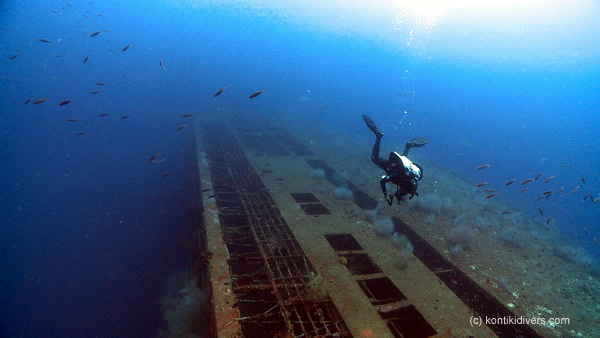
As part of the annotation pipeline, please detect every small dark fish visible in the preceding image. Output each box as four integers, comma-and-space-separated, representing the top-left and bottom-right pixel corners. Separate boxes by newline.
214, 87, 225, 97
175, 124, 188, 131
544, 193, 552, 199
201, 188, 212, 193
108, 48, 114, 53
121, 44, 130, 51
65, 118, 79, 122
76, 132, 86, 136
504, 179, 515, 186
181, 114, 194, 118
572, 186, 580, 194
519, 188, 528, 193
59, 99, 72, 106
520, 178, 534, 185
534, 172, 543, 180
90, 91, 101, 94
581, 177, 586, 184
248, 89, 265, 99
9, 55, 17, 60
147, 152, 160, 163
475, 182, 488, 187
542, 190, 553, 195
501, 210, 514, 215
546, 217, 552, 225
96, 82, 105, 85
483, 189, 496, 193
159, 59, 165, 71
538, 208, 544, 216
162, 172, 171, 177
33, 98, 48, 104
83, 56, 89, 63
477, 164, 491, 170
90, 31, 101, 37
24, 98, 32, 104
543, 175, 555, 183
99, 113, 109, 117
485, 193, 497, 199
120, 115, 132, 119
583, 193, 591, 201
38, 38, 51, 43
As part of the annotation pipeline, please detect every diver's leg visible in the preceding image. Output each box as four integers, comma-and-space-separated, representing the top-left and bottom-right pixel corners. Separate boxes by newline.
402, 142, 412, 156
371, 134, 388, 169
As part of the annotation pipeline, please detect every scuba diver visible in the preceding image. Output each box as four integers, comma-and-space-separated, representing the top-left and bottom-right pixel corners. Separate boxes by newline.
362, 114, 428, 206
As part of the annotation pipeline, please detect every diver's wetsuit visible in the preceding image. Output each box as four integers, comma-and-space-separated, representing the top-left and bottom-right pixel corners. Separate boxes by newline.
371, 135, 421, 204
363, 114, 425, 205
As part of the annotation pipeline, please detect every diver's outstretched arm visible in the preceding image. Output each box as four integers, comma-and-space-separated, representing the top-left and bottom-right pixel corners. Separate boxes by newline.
380, 176, 393, 205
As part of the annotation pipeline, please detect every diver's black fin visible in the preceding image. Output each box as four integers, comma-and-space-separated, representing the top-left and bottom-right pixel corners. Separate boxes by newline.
409, 136, 429, 147
362, 114, 383, 137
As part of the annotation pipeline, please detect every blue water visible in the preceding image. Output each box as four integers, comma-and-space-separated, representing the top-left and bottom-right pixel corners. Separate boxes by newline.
1, 0, 599, 335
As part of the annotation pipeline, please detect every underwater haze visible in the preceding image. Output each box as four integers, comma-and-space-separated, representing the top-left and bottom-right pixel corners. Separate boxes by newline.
1, 0, 599, 336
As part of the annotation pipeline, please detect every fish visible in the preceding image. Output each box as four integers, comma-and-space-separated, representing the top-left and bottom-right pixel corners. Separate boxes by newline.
65, 118, 78, 122
519, 188, 528, 193
59, 99, 72, 106
83, 56, 89, 63
483, 189, 497, 193
108, 48, 114, 53
542, 190, 553, 195
501, 210, 514, 215
504, 179, 516, 186
120, 115, 132, 119
38, 38, 51, 43
593, 196, 600, 203
76, 132, 86, 136
159, 59, 165, 71
99, 113, 109, 117
248, 89, 265, 99
546, 217, 552, 225
90, 91, 101, 94
475, 182, 488, 187
214, 87, 225, 97
9, 55, 17, 60
538, 208, 544, 216
201, 188, 212, 193
583, 193, 591, 201
581, 177, 586, 184
534, 172, 543, 180
90, 31, 101, 37
175, 124, 188, 131
520, 178, 534, 185
181, 114, 194, 118
33, 98, 48, 104
543, 175, 555, 183
161, 172, 171, 177
544, 193, 552, 199
536, 196, 543, 201
558, 185, 564, 194
121, 44, 130, 51
24, 98, 32, 104
485, 193, 497, 199
96, 82, 105, 85
147, 152, 160, 163
476, 164, 491, 170
572, 186, 580, 194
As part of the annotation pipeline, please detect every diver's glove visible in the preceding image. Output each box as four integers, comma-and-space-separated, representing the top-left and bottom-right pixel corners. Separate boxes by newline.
385, 194, 393, 206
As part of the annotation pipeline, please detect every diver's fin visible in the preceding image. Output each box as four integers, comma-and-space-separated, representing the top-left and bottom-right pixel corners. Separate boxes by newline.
362, 114, 383, 137
409, 136, 429, 147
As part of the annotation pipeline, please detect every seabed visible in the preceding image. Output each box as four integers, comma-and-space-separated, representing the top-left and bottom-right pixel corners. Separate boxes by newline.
193, 111, 599, 337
